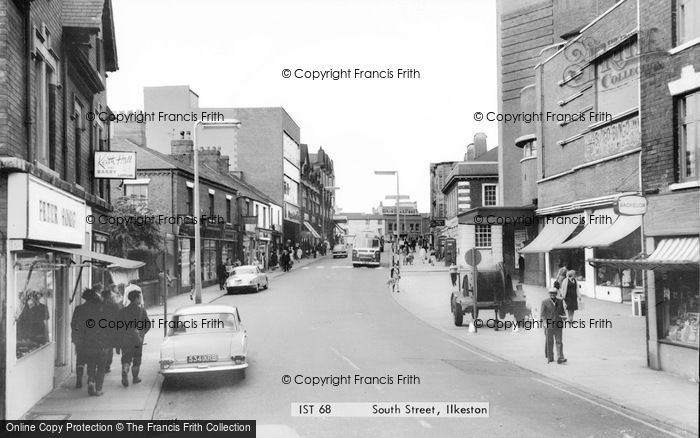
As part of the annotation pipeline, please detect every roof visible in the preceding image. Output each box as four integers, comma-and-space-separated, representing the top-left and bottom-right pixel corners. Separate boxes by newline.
62, 0, 118, 71
343, 213, 386, 221
474, 146, 499, 162
173, 304, 239, 316
112, 138, 273, 205
441, 161, 499, 193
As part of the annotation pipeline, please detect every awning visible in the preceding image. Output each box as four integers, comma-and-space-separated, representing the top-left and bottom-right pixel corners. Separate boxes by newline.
557, 208, 615, 249
303, 221, 321, 239
30, 244, 145, 270
519, 214, 580, 253
588, 237, 700, 271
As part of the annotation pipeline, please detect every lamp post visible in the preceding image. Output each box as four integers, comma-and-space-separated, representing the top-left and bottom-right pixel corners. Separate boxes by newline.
321, 186, 340, 246
192, 119, 241, 304
375, 171, 403, 259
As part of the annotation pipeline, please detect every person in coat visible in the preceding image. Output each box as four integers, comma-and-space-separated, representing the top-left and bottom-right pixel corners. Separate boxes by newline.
540, 288, 568, 364
72, 288, 110, 395
217, 261, 228, 291
118, 290, 151, 387
101, 285, 123, 374
561, 270, 579, 320
70, 289, 93, 389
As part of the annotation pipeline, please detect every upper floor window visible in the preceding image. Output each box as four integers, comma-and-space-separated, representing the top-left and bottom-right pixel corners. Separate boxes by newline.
209, 193, 215, 217
186, 185, 194, 216
678, 0, 700, 45
522, 140, 537, 159
482, 184, 498, 207
226, 198, 232, 223
475, 224, 492, 248
679, 91, 700, 182
124, 183, 148, 202
34, 26, 58, 170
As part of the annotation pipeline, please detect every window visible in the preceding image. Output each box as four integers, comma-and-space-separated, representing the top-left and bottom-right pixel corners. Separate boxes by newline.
679, 91, 700, 181
678, 0, 700, 45
523, 140, 537, 158
34, 54, 56, 168
209, 193, 215, 217
186, 186, 194, 216
655, 268, 699, 348
263, 206, 267, 228
15, 251, 54, 359
475, 225, 492, 248
255, 205, 259, 223
483, 184, 498, 206
226, 198, 232, 223
124, 183, 148, 201
73, 100, 83, 185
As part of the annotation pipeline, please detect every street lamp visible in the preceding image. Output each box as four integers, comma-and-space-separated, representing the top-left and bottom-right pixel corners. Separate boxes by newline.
321, 186, 340, 245
375, 170, 401, 259
192, 119, 241, 304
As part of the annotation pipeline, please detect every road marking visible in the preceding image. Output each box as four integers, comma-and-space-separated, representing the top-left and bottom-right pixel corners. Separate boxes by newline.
418, 420, 432, 429
301, 267, 310, 270
446, 339, 497, 362
316, 266, 325, 269
532, 377, 687, 438
330, 347, 360, 371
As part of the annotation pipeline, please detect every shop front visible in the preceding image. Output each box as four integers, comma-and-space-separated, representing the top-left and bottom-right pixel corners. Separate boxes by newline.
177, 223, 238, 290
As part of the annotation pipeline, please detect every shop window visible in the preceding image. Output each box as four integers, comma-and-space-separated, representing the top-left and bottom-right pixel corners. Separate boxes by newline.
482, 184, 498, 206
678, 91, 699, 182
549, 248, 587, 282
656, 269, 699, 348
124, 183, 148, 202
677, 0, 700, 45
15, 251, 54, 359
475, 224, 492, 248
593, 230, 643, 290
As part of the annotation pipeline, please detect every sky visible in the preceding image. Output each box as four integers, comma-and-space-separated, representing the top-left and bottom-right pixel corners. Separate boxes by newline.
107, 0, 499, 213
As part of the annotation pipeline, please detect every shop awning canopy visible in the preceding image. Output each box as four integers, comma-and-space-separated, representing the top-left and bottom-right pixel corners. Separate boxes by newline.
519, 215, 579, 253
588, 237, 700, 271
303, 221, 321, 239
556, 208, 616, 249
30, 244, 145, 270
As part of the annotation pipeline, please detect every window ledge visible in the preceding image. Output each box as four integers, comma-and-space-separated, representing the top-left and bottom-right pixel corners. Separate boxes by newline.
669, 180, 699, 191
668, 37, 700, 55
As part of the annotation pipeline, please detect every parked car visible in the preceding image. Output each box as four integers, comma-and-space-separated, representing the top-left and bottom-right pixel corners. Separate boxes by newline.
159, 304, 248, 379
225, 265, 268, 293
332, 244, 348, 258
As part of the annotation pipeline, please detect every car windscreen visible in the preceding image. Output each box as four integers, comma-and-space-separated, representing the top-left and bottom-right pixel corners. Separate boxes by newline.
168, 313, 237, 335
333, 245, 345, 250
231, 267, 256, 276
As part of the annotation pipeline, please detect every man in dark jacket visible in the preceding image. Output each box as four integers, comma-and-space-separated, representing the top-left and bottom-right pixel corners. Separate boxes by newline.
216, 261, 227, 290
540, 288, 568, 364
101, 285, 123, 373
70, 289, 92, 389
118, 290, 151, 387
72, 288, 109, 396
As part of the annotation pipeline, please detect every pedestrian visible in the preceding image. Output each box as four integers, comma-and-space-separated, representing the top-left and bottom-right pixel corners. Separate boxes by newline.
73, 288, 109, 395
217, 260, 227, 291
389, 261, 401, 293
270, 251, 278, 270
70, 289, 92, 389
449, 263, 459, 287
281, 250, 290, 272
556, 260, 568, 285
561, 270, 579, 320
428, 247, 436, 266
123, 279, 142, 307
419, 246, 426, 264
100, 285, 122, 374
540, 288, 567, 364
518, 253, 525, 283
118, 290, 151, 387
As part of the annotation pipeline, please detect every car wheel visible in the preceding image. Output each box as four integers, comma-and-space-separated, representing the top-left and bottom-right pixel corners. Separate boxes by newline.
263, 279, 269, 290
255, 283, 260, 293
226, 288, 233, 295
453, 302, 463, 327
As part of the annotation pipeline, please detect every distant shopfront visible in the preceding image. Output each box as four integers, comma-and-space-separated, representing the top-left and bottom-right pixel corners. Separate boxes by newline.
177, 222, 238, 290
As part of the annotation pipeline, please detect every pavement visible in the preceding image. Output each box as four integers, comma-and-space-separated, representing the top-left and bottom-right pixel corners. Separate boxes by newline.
22, 255, 330, 422
394, 270, 699, 434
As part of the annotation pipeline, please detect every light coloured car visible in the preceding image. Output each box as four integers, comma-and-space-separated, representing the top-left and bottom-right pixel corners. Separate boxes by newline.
332, 244, 348, 258
159, 304, 248, 379
225, 265, 269, 294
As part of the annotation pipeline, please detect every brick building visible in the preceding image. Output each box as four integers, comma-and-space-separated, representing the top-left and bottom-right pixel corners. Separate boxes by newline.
429, 161, 456, 246
0, 0, 127, 418
299, 144, 338, 252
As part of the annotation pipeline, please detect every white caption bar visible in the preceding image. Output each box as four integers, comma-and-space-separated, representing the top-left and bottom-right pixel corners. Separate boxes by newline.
291, 402, 489, 418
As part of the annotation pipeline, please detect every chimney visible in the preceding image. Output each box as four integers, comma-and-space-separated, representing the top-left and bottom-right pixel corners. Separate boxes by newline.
473, 132, 487, 158
229, 170, 244, 180
218, 155, 230, 174
198, 146, 221, 171
171, 138, 194, 165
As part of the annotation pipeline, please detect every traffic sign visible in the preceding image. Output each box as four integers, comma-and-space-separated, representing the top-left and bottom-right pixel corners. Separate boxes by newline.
465, 248, 481, 267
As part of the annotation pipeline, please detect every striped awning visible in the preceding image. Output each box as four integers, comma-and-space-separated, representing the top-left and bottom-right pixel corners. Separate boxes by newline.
303, 221, 321, 239
588, 237, 700, 271
519, 214, 580, 253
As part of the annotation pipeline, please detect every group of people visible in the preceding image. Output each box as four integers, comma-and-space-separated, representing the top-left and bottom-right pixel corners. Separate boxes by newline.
540, 267, 580, 365
395, 241, 436, 266
70, 281, 150, 396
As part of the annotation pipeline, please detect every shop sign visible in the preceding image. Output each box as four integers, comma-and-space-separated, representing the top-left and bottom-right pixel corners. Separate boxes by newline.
8, 173, 86, 245
94, 151, 136, 179
584, 116, 640, 161
258, 230, 271, 241
430, 219, 446, 227
615, 195, 647, 216
285, 203, 301, 223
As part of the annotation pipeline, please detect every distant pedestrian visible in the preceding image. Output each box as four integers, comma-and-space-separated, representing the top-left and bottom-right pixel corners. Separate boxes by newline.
518, 253, 525, 283
419, 246, 427, 264
561, 270, 579, 320
556, 260, 568, 285
281, 250, 290, 272
270, 251, 278, 270
449, 263, 459, 287
389, 261, 401, 293
540, 288, 567, 364
118, 290, 151, 387
72, 288, 109, 396
100, 285, 123, 374
123, 279, 142, 307
428, 247, 436, 266
217, 260, 227, 290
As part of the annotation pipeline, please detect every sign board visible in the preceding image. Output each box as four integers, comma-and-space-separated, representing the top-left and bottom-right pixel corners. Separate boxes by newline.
94, 151, 136, 179
584, 116, 640, 161
8, 173, 86, 245
615, 195, 647, 216
430, 219, 446, 227
465, 248, 482, 267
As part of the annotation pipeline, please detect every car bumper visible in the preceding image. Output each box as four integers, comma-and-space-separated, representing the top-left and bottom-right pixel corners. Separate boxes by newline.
226, 284, 255, 290
160, 362, 248, 375
353, 260, 380, 266
333, 252, 347, 257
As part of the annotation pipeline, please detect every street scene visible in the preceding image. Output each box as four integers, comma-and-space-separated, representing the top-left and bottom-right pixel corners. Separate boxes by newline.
0, 0, 699, 437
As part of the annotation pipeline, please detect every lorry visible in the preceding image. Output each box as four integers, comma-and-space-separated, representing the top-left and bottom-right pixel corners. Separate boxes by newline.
352, 237, 382, 267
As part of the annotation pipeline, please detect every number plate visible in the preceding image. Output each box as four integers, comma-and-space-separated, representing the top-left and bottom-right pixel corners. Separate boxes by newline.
187, 354, 218, 363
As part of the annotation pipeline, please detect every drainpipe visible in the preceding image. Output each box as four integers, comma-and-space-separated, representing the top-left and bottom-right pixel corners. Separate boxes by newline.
24, 5, 33, 163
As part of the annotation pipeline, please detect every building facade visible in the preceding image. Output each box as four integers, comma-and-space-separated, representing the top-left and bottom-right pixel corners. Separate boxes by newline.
0, 0, 120, 418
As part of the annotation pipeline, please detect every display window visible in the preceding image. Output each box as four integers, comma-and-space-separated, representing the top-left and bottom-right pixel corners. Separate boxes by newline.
549, 248, 587, 283
594, 231, 642, 287
14, 251, 56, 359
656, 270, 699, 348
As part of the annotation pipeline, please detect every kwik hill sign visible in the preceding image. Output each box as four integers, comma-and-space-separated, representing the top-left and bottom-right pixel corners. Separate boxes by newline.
94, 151, 136, 179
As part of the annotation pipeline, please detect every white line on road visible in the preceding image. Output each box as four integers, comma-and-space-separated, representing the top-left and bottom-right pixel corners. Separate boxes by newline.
316, 266, 325, 269
301, 267, 310, 270
330, 347, 360, 371
531, 378, 687, 438
418, 420, 432, 429
446, 339, 497, 362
